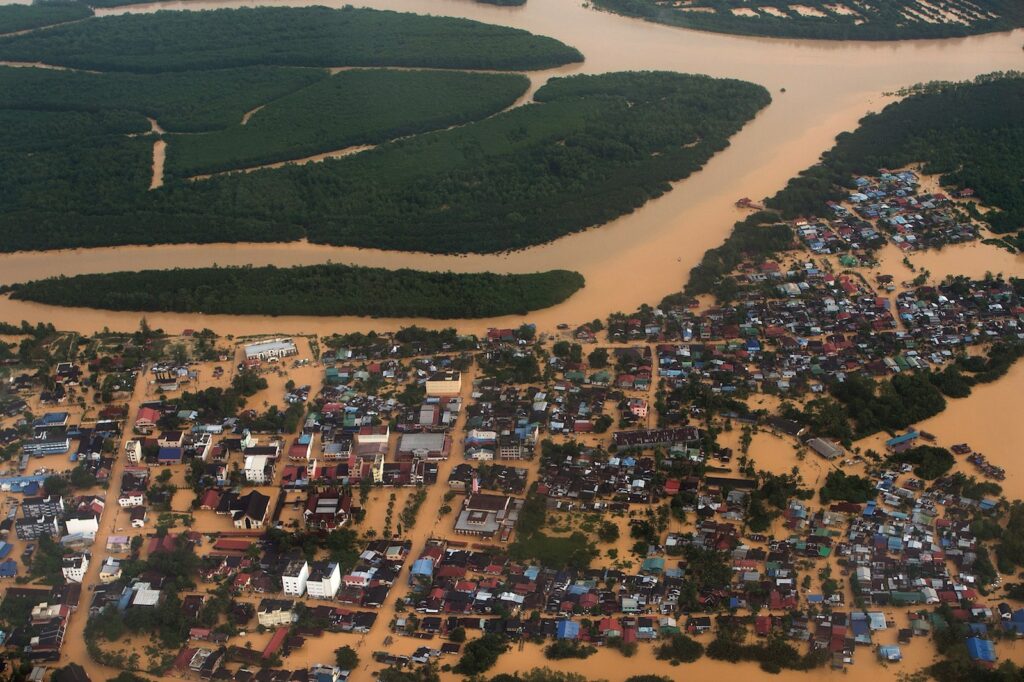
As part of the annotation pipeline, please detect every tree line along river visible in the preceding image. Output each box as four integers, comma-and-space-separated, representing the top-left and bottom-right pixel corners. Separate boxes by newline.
0, 0, 1021, 335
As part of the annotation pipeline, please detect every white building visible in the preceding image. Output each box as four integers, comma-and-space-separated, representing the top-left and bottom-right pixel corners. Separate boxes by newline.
118, 492, 145, 508
282, 560, 309, 596
61, 553, 89, 583
243, 454, 275, 484
355, 425, 389, 446
426, 371, 461, 396
257, 599, 296, 627
98, 557, 122, 584
305, 561, 342, 600
124, 439, 142, 465
64, 514, 99, 538
244, 338, 298, 362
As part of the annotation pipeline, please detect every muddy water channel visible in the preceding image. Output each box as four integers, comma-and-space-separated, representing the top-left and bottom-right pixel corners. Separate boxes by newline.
0, 0, 1020, 333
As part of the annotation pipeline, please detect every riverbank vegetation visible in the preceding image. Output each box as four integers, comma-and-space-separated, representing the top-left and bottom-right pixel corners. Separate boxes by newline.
6, 264, 586, 318
0, 70, 769, 252
165, 70, 529, 176
0, 1, 92, 34
0, 6, 583, 72
592, 0, 1024, 41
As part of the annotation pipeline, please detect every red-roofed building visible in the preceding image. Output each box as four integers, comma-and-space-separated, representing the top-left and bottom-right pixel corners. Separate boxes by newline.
135, 407, 161, 432
214, 538, 252, 553
263, 627, 289, 658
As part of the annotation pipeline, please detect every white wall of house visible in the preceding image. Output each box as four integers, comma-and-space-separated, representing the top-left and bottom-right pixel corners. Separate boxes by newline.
305, 563, 341, 600
62, 554, 89, 583
257, 609, 296, 627
118, 493, 145, 508
65, 517, 99, 537
282, 562, 309, 596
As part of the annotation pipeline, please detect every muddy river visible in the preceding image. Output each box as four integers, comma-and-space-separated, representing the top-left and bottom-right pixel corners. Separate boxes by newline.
0, 0, 1020, 334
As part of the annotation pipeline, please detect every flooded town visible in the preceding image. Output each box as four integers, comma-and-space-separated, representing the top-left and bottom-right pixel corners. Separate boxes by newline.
0, 0, 1022, 680
1, 167, 1024, 681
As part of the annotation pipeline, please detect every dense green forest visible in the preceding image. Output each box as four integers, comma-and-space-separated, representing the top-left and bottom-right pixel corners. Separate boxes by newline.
0, 7, 583, 72
0, 125, 154, 234
592, 0, 1024, 40
166, 70, 529, 177
0, 109, 149, 151
0, 65, 326, 132
161, 71, 770, 253
682, 75, 1024, 299
0, 70, 769, 252
0, 2, 92, 34
7, 265, 586, 318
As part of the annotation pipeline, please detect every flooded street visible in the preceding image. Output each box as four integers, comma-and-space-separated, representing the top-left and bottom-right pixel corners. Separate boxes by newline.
0, 0, 1019, 333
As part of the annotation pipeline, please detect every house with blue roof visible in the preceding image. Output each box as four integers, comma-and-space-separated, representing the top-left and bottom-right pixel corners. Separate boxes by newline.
877, 645, 901, 662
885, 431, 919, 450
409, 558, 433, 584
157, 447, 182, 464
850, 613, 871, 645
966, 637, 997, 664
968, 623, 989, 636
556, 620, 580, 640
641, 557, 665, 574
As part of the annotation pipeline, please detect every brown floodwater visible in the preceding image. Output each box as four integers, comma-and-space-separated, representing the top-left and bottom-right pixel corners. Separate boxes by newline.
150, 138, 166, 189
857, 359, 1024, 499
3, 8, 1024, 674
0, 0, 1018, 333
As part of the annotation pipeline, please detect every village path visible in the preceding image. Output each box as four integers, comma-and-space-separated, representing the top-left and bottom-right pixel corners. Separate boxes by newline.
59, 366, 152, 681
347, 359, 480, 680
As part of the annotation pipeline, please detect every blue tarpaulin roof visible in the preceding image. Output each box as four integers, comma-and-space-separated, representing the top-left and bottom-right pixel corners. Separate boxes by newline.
556, 620, 580, 639
878, 645, 902, 661
885, 431, 919, 447
967, 637, 997, 663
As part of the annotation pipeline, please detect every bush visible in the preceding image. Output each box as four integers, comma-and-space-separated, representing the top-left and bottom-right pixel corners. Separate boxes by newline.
597, 521, 620, 543
543, 639, 597, 660
818, 471, 876, 504
335, 645, 359, 671
655, 633, 703, 663
889, 445, 955, 480
454, 633, 508, 675
605, 636, 638, 657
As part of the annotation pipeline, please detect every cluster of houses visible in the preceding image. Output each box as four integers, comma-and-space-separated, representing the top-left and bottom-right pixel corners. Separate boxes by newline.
463, 382, 540, 459
1, 584, 81, 662
607, 265, 1023, 399
794, 171, 979, 257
